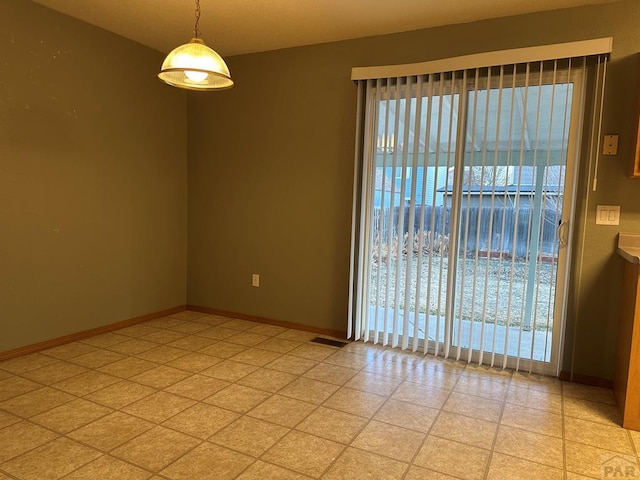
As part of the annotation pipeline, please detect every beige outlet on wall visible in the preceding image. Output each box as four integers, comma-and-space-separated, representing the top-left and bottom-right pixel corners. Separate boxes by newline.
251, 274, 260, 287
602, 135, 619, 155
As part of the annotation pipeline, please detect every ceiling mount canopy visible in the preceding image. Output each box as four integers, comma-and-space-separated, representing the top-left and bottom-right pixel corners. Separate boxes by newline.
158, 0, 233, 91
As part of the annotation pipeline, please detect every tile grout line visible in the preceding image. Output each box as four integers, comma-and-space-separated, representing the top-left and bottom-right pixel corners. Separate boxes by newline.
263, 344, 379, 479
336, 347, 426, 478
309, 344, 402, 476
479, 366, 512, 480
400, 360, 468, 479
219, 339, 379, 477
561, 380, 568, 480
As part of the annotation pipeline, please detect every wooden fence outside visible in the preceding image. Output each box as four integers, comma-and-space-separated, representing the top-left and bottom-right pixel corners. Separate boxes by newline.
372, 204, 559, 259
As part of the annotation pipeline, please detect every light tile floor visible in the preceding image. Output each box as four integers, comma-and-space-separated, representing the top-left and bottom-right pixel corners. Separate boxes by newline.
0, 310, 637, 480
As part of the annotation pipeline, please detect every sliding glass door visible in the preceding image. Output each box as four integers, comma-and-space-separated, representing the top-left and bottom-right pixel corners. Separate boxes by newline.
359, 64, 584, 374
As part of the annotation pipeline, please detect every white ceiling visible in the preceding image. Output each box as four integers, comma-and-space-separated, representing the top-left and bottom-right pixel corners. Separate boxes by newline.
33, 0, 620, 57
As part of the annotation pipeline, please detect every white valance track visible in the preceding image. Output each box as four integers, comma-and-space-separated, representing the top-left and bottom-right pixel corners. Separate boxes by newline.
351, 38, 612, 81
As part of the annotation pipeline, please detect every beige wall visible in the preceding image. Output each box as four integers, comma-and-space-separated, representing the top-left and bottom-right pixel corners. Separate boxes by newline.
188, 0, 640, 380
0, 0, 188, 351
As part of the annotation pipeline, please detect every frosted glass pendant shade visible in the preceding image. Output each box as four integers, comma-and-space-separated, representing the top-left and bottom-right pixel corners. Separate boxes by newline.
158, 38, 233, 91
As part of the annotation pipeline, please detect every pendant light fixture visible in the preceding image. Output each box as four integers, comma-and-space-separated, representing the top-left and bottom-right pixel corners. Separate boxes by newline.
158, 0, 233, 91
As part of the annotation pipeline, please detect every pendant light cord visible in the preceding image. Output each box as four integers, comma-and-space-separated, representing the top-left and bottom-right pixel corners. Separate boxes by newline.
194, 0, 201, 38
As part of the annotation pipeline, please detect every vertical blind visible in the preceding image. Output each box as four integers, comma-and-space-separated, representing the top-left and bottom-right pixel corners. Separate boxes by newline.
349, 39, 611, 374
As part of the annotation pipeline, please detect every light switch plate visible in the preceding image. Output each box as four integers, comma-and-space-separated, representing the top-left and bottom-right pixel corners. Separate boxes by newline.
596, 205, 620, 225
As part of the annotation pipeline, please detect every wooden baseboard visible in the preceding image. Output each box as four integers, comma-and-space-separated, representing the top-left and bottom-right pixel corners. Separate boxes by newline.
0, 305, 187, 361
187, 305, 347, 340
559, 370, 613, 389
